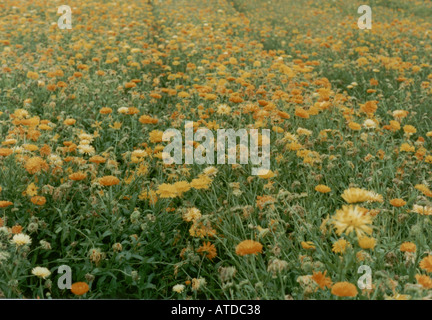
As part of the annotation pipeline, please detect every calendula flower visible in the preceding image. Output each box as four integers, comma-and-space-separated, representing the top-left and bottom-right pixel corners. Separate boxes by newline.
415, 274, 432, 289
197, 242, 217, 260
235, 240, 263, 256
311, 271, 332, 290
71, 282, 89, 295
420, 255, 432, 273
412, 205, 432, 215
390, 198, 406, 207
156, 183, 178, 198
332, 205, 373, 237
0, 148, 13, 157
89, 155, 106, 164
0, 201, 13, 208
11, 233, 31, 246
100, 107, 112, 114
301, 241, 316, 250
341, 188, 370, 203
315, 184, 331, 193
172, 284, 185, 293
24, 157, 49, 174
400, 242, 416, 253
99, 176, 120, 187
64, 118, 76, 126
332, 239, 351, 254
216, 104, 231, 115
31, 267, 51, 279
149, 130, 164, 143
173, 181, 191, 194
31, 196, 46, 206
182, 207, 201, 222
202, 166, 218, 177
331, 282, 358, 297
190, 175, 212, 190
358, 236, 376, 250
257, 169, 275, 179
69, 172, 87, 181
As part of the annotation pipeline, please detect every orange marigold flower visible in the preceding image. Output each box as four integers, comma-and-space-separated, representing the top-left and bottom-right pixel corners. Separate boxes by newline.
99, 176, 120, 187
89, 155, 106, 164
71, 282, 89, 296
311, 271, 332, 290
31, 196, 46, 206
235, 240, 263, 256
331, 282, 358, 297
420, 255, 432, 273
197, 242, 217, 260
149, 130, 164, 143
348, 122, 361, 131
0, 201, 12, 208
389, 198, 406, 207
27, 71, 39, 80
360, 100, 378, 114
24, 157, 49, 174
400, 242, 416, 253
100, 107, 112, 114
124, 82, 136, 89
416, 274, 432, 289
295, 107, 309, 119
69, 172, 87, 181
64, 118, 76, 126
139, 115, 158, 124
0, 148, 13, 157
11, 225, 23, 234
403, 125, 417, 135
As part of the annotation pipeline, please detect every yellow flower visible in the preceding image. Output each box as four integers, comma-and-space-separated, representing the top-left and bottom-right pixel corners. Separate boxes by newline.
257, 169, 275, 179
149, 130, 164, 143
301, 241, 316, 250
400, 242, 416, 253
25, 183, 38, 197
109, 121, 122, 130
341, 188, 370, 203
173, 181, 191, 195
389, 198, 406, 207
385, 293, 411, 300
332, 205, 373, 237
315, 184, 331, 193
412, 205, 432, 215
190, 175, 212, 190
155, 183, 178, 198
182, 207, 201, 222
358, 236, 376, 250
99, 176, 120, 187
332, 239, 351, 254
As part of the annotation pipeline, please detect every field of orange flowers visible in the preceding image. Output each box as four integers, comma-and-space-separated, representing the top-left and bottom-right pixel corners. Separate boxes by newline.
0, 0, 432, 299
